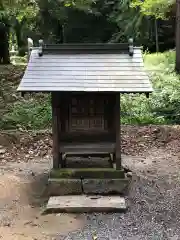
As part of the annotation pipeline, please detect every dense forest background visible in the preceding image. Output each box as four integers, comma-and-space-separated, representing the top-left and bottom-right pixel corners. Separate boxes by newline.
0, 0, 177, 60
1, 0, 180, 129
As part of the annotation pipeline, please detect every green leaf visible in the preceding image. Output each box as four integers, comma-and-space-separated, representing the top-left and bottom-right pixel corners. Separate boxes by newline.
65, 3, 71, 7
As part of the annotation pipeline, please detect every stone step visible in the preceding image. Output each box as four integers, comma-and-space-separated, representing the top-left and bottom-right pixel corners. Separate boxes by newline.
48, 178, 129, 196
45, 195, 127, 214
50, 168, 125, 179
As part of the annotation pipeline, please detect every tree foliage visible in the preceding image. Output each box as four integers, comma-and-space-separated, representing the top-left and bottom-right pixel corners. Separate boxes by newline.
0, 0, 177, 58
110, 0, 152, 45
131, 0, 175, 19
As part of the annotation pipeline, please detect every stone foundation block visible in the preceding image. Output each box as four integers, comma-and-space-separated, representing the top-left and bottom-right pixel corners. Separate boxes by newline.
48, 178, 82, 196
82, 178, 129, 195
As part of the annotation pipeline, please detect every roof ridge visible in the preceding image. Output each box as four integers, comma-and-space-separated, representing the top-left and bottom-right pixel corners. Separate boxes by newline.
27, 38, 139, 57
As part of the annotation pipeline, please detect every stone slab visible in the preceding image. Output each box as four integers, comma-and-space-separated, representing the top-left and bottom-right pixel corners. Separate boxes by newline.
50, 168, 125, 179
82, 178, 129, 194
48, 178, 82, 196
45, 195, 127, 213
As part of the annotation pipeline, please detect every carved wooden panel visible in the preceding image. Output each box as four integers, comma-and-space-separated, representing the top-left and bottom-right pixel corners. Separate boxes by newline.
70, 117, 104, 131
71, 118, 90, 131
69, 94, 106, 132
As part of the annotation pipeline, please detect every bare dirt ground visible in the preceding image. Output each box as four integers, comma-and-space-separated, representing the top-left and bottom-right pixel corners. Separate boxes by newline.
0, 125, 180, 239
0, 158, 85, 240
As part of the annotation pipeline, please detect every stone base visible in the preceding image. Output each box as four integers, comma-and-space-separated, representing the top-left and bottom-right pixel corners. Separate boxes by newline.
45, 195, 127, 213
48, 178, 82, 196
48, 168, 130, 195
82, 178, 129, 194
50, 168, 125, 179
48, 178, 129, 195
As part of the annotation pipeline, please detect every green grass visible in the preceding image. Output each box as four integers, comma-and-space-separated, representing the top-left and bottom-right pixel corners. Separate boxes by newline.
0, 50, 179, 130
0, 94, 52, 130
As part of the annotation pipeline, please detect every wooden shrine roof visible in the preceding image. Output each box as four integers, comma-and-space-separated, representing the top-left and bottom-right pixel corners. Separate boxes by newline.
18, 43, 153, 93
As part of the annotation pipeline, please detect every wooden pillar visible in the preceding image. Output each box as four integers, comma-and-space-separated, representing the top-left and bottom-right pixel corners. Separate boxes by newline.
176, 0, 180, 73
51, 92, 61, 169
115, 92, 121, 169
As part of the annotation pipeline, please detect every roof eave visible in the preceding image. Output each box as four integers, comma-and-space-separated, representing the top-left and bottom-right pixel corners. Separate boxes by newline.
17, 88, 153, 93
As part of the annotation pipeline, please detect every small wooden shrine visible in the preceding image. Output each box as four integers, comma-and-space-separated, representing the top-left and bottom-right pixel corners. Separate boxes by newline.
18, 40, 152, 195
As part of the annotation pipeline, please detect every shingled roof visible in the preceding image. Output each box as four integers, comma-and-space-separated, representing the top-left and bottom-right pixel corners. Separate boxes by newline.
17, 43, 153, 93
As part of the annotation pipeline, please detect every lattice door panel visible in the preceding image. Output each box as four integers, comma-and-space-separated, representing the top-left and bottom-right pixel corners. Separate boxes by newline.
69, 94, 106, 132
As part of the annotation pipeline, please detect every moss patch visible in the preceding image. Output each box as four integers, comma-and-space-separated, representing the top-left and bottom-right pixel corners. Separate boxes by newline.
50, 168, 125, 179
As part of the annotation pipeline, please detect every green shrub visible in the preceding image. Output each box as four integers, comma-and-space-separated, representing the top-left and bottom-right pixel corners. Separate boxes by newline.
10, 56, 27, 65
121, 94, 165, 125
0, 94, 51, 130
121, 50, 180, 125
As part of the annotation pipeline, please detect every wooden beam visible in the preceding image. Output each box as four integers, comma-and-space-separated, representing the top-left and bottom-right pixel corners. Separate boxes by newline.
51, 92, 61, 169
176, 0, 180, 73
115, 93, 121, 169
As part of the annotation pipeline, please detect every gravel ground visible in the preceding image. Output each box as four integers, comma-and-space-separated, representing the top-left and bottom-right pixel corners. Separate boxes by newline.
58, 148, 180, 240
58, 175, 180, 240
1, 155, 180, 240
1, 126, 180, 239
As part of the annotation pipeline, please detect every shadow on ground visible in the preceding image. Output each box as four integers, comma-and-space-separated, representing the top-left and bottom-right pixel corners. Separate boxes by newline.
26, 172, 50, 208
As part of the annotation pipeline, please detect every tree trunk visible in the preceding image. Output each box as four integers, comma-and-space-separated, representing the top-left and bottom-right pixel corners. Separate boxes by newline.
3, 34, 10, 64
176, 0, 180, 72
55, 23, 64, 43
0, 22, 10, 64
155, 18, 159, 52
15, 22, 23, 48
14, 19, 26, 56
